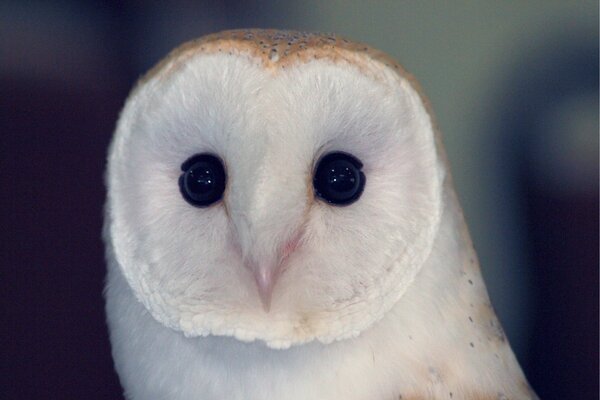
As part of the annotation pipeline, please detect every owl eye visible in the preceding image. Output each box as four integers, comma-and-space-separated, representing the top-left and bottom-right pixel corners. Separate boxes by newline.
313, 152, 365, 205
179, 154, 226, 207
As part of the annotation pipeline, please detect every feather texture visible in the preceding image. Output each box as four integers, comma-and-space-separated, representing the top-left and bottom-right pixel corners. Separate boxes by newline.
104, 29, 536, 399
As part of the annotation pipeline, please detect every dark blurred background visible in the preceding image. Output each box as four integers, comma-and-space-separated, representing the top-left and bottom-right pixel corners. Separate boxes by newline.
1, 1, 598, 399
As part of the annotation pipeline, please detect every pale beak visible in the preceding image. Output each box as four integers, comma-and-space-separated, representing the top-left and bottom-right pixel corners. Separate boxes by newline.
254, 264, 277, 312
248, 232, 302, 312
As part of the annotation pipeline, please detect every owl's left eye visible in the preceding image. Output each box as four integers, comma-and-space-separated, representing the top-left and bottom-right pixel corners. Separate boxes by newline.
313, 152, 366, 206
179, 154, 226, 207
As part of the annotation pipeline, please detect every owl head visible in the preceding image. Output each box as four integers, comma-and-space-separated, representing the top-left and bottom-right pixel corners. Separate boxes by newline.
106, 30, 444, 349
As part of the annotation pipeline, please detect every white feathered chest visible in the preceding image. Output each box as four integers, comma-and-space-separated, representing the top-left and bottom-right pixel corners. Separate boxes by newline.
104, 29, 537, 400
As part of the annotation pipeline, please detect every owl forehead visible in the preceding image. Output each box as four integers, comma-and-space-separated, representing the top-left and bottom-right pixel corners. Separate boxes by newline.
141, 57, 418, 176
140, 29, 417, 89
129, 29, 438, 170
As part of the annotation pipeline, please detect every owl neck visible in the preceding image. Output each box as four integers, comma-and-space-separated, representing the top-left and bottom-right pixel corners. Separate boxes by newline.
375, 183, 535, 398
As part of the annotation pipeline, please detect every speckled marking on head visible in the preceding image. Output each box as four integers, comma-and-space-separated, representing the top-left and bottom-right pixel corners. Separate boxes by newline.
139, 29, 416, 84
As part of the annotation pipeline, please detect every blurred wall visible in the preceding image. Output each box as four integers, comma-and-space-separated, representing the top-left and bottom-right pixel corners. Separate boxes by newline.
2, 1, 597, 399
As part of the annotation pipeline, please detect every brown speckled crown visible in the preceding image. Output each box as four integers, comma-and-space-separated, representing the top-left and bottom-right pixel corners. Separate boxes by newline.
194, 29, 404, 67
141, 29, 413, 85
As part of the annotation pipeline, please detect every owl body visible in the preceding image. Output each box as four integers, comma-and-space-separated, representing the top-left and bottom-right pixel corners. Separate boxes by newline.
105, 30, 536, 399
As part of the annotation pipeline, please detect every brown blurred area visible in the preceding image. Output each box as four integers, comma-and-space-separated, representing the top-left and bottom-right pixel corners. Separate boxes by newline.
1, 2, 597, 399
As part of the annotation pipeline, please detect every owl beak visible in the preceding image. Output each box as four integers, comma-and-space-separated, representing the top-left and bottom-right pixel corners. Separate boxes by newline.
254, 265, 277, 312
250, 232, 302, 312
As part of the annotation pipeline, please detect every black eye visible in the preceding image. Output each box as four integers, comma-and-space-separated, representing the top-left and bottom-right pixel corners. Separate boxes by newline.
179, 154, 226, 207
313, 152, 365, 205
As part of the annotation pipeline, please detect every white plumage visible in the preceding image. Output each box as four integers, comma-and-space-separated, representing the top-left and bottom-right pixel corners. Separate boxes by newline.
104, 29, 537, 399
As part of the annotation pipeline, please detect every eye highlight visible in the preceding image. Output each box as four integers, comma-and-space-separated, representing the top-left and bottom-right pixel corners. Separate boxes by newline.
313, 152, 365, 206
179, 154, 226, 207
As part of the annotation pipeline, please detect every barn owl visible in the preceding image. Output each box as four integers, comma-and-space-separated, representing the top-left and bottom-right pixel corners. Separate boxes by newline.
104, 29, 537, 399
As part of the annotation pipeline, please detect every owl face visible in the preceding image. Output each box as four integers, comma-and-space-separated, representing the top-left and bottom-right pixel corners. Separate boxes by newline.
107, 30, 443, 348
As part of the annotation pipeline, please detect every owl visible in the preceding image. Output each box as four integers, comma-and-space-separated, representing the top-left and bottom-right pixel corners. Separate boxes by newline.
104, 29, 537, 399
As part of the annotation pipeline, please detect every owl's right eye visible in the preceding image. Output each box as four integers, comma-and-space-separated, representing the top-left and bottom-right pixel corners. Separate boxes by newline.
179, 154, 226, 207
